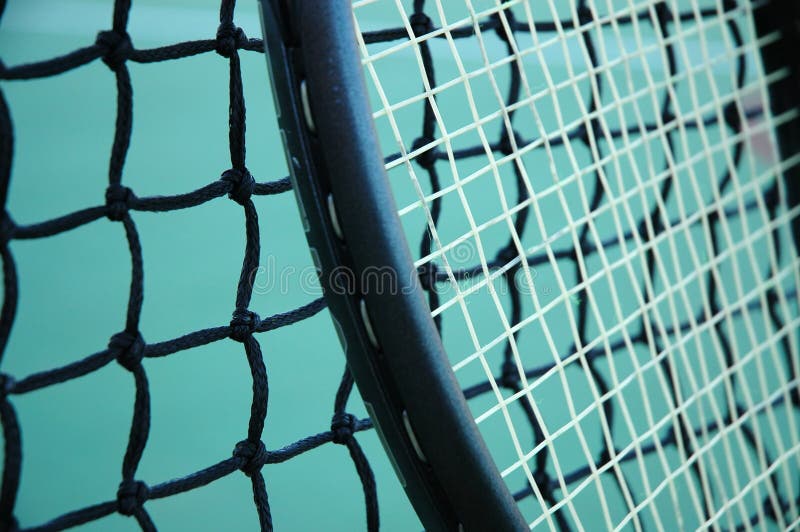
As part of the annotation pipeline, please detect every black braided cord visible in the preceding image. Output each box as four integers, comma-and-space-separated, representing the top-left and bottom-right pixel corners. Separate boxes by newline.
0, 0, 798, 530
0, 1, 375, 530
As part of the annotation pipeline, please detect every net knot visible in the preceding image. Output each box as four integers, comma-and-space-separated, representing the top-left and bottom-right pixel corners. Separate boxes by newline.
491, 11, 516, 41
763, 494, 779, 521
533, 470, 551, 497
724, 102, 742, 132
500, 360, 519, 388
96, 30, 132, 70
0, 374, 15, 398
330, 412, 357, 444
654, 2, 673, 24
221, 168, 255, 205
498, 130, 524, 156
411, 137, 438, 169
0, 211, 15, 246
764, 183, 779, 208
116, 480, 149, 516
229, 309, 260, 342
105, 184, 135, 221
579, 119, 604, 147
215, 23, 247, 58
409, 12, 434, 38
417, 262, 439, 291
233, 439, 267, 477
494, 245, 518, 267
635, 218, 650, 242
597, 448, 612, 468
109, 330, 146, 371
663, 426, 678, 447
577, 5, 594, 25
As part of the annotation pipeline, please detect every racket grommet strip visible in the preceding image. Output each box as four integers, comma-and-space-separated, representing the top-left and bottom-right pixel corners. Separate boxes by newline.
300, 80, 316, 133
402, 410, 427, 463
327, 194, 344, 240
359, 299, 380, 350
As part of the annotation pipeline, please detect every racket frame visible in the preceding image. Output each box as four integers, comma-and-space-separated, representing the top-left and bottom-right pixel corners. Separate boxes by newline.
258, 0, 526, 530
754, 2, 800, 253
259, 0, 800, 529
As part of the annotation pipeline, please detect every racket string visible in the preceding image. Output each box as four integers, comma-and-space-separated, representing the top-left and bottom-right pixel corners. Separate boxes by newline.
356, 0, 799, 528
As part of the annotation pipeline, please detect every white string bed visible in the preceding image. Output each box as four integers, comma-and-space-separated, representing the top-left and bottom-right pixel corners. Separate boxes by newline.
354, 0, 800, 529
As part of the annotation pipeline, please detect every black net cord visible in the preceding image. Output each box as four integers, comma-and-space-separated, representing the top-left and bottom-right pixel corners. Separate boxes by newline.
0, 0, 378, 530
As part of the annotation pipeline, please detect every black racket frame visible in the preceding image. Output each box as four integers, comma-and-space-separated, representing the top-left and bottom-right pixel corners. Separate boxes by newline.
259, 0, 800, 530
258, 0, 526, 530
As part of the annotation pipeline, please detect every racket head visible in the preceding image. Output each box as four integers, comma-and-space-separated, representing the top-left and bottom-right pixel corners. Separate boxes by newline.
260, 0, 524, 529
262, 0, 800, 530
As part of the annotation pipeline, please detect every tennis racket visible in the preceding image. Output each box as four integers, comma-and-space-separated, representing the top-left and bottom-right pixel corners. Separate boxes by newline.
260, 0, 800, 530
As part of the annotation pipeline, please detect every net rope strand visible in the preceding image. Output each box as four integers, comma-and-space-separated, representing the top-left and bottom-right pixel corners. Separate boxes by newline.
0, 0, 799, 531
0, 1, 379, 530
353, 0, 799, 529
